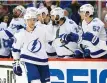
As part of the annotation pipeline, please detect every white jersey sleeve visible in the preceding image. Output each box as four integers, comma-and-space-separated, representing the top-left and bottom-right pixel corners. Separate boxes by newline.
12, 30, 24, 60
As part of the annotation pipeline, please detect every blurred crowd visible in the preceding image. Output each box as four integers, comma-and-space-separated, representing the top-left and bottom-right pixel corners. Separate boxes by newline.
0, 1, 99, 26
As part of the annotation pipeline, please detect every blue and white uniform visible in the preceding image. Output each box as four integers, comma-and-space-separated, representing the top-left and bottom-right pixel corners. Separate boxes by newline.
12, 26, 51, 65
0, 18, 25, 57
52, 18, 80, 57
0, 30, 12, 56
12, 25, 51, 82
7, 18, 25, 35
80, 18, 107, 58
0, 22, 12, 57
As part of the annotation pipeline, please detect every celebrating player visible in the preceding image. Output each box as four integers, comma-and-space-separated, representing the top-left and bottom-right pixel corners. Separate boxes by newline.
12, 8, 50, 83
7, 5, 26, 35
50, 7, 81, 58
61, 4, 107, 58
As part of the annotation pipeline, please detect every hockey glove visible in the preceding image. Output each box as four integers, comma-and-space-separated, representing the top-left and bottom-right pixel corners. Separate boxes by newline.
13, 60, 22, 76
60, 34, 69, 44
67, 32, 79, 42
60, 32, 79, 44
82, 32, 99, 45
83, 49, 91, 58
3, 37, 14, 48
74, 49, 83, 58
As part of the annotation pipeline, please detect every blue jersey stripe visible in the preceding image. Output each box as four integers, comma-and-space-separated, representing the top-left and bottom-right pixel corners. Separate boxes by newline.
106, 41, 107, 46
5, 30, 13, 38
12, 47, 21, 52
20, 54, 48, 62
91, 49, 105, 56
92, 37, 99, 46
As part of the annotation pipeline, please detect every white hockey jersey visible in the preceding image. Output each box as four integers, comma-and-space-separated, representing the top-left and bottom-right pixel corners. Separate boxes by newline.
0, 22, 11, 56
7, 18, 25, 35
12, 25, 52, 65
0, 18, 25, 56
81, 18, 107, 58
52, 18, 81, 56
0, 30, 11, 56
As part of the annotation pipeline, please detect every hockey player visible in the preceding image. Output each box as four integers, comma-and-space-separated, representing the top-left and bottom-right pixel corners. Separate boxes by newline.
50, 7, 81, 58
0, 29, 13, 58
61, 4, 107, 58
7, 5, 26, 35
36, 7, 57, 57
82, 32, 107, 51
0, 5, 25, 58
79, 4, 107, 58
12, 7, 50, 83
36, 7, 49, 25
80, 13, 107, 51
0, 16, 10, 57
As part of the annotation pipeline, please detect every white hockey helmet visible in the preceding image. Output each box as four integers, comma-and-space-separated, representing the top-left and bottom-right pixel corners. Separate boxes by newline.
79, 4, 94, 16
15, 5, 25, 13
36, 7, 48, 15
50, 7, 64, 19
25, 7, 37, 14
24, 9, 37, 20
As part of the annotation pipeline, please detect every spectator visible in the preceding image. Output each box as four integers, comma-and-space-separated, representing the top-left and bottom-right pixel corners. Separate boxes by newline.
70, 1, 81, 25
43, 0, 57, 14
64, 7, 72, 19
60, 1, 71, 9
0, 4, 4, 22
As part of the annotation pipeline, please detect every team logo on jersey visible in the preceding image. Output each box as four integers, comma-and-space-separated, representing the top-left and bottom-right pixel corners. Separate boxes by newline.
11, 24, 17, 29
27, 38, 42, 53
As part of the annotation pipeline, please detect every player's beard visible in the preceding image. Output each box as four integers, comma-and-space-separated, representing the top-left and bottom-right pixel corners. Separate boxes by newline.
44, 18, 50, 25
13, 14, 19, 18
